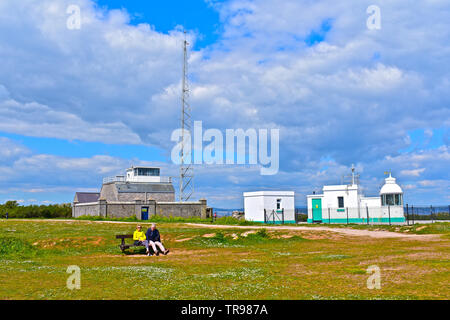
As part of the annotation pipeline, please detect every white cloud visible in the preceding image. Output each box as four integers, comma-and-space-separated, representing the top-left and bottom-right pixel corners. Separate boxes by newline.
400, 168, 425, 177
0, 86, 141, 143
0, 0, 449, 206
0, 137, 30, 163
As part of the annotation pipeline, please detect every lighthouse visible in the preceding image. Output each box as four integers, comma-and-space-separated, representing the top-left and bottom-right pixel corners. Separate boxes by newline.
307, 168, 406, 224
379, 173, 405, 223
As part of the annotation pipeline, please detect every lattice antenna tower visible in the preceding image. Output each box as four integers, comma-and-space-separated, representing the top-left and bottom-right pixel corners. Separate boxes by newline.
179, 31, 194, 202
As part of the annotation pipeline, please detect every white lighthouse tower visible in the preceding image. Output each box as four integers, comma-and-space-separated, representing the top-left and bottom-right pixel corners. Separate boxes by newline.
379, 173, 405, 223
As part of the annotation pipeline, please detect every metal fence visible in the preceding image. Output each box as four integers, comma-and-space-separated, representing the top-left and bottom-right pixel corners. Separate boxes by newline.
264, 208, 285, 224
404, 205, 450, 224
295, 205, 449, 225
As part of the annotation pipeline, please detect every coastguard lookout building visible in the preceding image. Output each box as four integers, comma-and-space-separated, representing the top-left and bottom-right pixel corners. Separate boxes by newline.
244, 191, 295, 224
307, 167, 405, 224
73, 166, 209, 220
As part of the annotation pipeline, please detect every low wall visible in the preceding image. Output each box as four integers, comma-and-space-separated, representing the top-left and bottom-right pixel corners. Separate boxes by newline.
73, 199, 208, 219
106, 203, 136, 218
72, 202, 100, 217
156, 202, 206, 218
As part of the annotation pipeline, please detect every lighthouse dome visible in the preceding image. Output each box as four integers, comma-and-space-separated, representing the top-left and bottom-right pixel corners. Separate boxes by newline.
380, 174, 403, 195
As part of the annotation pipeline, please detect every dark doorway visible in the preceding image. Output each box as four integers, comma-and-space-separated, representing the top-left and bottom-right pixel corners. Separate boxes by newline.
141, 207, 149, 220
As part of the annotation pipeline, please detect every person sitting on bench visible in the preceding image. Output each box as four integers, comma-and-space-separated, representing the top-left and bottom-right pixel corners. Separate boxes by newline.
145, 223, 169, 256
133, 225, 148, 253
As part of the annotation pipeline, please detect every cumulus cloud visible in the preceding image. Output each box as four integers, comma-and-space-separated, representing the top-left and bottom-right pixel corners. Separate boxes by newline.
0, 137, 30, 163
400, 168, 426, 177
0, 86, 141, 143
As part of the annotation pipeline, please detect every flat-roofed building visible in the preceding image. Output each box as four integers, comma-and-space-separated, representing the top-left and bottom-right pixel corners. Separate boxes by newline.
72, 166, 209, 220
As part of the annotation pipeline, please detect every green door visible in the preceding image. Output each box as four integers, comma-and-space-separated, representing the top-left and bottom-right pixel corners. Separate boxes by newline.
312, 199, 322, 222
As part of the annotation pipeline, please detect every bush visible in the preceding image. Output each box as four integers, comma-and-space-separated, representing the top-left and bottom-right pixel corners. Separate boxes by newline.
0, 237, 38, 257
255, 228, 269, 238
295, 213, 308, 222
213, 216, 263, 226
0, 202, 72, 219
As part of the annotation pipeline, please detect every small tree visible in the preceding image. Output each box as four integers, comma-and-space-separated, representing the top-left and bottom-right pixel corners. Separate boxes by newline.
4, 201, 19, 209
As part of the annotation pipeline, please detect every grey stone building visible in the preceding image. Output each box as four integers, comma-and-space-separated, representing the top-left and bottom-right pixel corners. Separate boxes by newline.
72, 166, 210, 220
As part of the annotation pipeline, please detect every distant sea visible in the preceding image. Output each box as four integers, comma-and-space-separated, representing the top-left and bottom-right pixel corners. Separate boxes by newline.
212, 207, 308, 217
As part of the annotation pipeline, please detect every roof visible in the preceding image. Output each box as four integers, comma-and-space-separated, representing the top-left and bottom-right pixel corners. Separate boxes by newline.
323, 184, 359, 192
380, 175, 403, 194
115, 183, 175, 193
243, 191, 295, 197
75, 192, 100, 203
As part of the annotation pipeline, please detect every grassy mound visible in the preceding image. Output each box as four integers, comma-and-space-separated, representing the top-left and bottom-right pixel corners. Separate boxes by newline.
0, 237, 38, 257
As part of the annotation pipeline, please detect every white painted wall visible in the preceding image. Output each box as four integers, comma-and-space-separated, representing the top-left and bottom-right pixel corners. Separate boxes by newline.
244, 191, 295, 222
307, 184, 404, 223
360, 197, 380, 208
321, 185, 360, 209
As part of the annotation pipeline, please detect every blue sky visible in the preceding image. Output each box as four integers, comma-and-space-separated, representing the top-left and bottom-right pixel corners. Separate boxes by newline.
0, 0, 449, 207
94, 0, 222, 48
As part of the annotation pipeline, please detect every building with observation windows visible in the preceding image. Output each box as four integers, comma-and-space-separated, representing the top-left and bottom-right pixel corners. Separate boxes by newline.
72, 166, 210, 220
307, 168, 405, 224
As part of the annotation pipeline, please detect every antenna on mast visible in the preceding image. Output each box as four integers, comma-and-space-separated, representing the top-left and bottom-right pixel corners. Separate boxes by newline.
343, 164, 360, 186
179, 31, 194, 202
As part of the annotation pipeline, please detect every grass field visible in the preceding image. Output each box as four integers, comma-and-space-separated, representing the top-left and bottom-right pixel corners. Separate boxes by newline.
0, 219, 449, 300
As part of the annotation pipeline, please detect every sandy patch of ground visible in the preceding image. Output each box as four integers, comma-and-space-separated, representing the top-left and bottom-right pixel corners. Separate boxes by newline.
33, 236, 105, 248
202, 233, 216, 238
186, 223, 441, 240
89, 248, 218, 259
175, 238, 193, 242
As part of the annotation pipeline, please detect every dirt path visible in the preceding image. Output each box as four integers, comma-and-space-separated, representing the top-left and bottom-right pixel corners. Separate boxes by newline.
185, 223, 440, 240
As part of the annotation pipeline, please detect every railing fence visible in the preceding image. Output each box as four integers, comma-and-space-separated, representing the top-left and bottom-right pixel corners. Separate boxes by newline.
295, 205, 449, 224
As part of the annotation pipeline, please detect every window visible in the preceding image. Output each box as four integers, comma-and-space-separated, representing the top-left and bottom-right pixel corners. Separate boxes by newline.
395, 194, 402, 206
134, 168, 160, 177
338, 196, 344, 208
382, 194, 402, 206
276, 199, 281, 210
385, 194, 395, 206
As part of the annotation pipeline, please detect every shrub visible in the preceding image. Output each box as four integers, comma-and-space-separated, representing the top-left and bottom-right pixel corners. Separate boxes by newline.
0, 237, 38, 257
0, 202, 72, 219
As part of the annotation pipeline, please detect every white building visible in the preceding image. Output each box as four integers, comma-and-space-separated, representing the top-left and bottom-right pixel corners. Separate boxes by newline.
103, 166, 171, 184
244, 191, 295, 224
306, 168, 405, 224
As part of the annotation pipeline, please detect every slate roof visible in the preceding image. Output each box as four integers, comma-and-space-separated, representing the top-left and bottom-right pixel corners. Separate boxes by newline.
75, 192, 100, 203
115, 183, 175, 193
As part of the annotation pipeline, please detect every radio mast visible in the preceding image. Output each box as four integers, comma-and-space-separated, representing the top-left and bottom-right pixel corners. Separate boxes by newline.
179, 31, 194, 202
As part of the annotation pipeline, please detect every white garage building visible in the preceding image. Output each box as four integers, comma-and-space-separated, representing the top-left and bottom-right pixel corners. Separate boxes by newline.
243, 191, 295, 224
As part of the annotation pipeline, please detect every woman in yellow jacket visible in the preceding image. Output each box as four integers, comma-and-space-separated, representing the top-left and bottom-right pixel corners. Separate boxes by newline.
133, 225, 148, 253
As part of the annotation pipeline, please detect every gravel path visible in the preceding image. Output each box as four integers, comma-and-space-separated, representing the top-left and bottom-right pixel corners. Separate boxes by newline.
185, 223, 440, 240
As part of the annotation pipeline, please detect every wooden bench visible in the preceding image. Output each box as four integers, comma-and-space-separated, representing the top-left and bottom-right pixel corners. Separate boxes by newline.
116, 234, 164, 254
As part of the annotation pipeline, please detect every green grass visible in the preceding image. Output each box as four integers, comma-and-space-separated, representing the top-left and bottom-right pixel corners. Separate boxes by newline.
72, 215, 450, 235
308, 222, 450, 235
0, 237, 39, 258
74, 215, 266, 225
0, 219, 448, 300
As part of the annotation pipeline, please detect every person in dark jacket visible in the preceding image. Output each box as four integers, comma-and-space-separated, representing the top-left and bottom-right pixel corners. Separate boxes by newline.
145, 223, 169, 256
